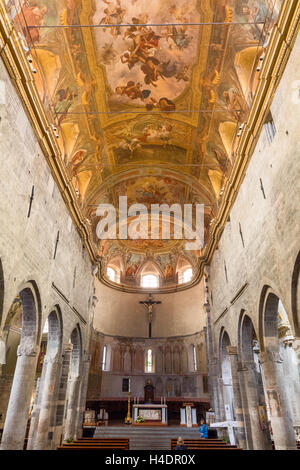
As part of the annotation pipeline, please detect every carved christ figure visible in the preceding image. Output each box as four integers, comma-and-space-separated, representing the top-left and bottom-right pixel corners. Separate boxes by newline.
139, 294, 162, 338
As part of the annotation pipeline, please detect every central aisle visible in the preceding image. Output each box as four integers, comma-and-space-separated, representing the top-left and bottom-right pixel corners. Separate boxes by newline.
93, 426, 201, 450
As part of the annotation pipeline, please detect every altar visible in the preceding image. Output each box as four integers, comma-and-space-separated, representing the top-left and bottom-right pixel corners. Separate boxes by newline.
133, 404, 168, 426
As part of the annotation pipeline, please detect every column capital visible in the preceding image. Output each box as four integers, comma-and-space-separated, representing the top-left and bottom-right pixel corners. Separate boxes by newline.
17, 344, 38, 357
259, 350, 283, 364
237, 361, 248, 371
238, 360, 257, 371
226, 346, 238, 356
44, 353, 60, 365
63, 343, 73, 353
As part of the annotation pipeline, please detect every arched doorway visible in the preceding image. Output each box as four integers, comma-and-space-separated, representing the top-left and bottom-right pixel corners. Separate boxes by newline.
0, 282, 41, 450
259, 288, 298, 450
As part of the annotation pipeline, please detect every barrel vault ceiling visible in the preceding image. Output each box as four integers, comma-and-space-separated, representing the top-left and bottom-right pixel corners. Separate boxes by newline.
4, 0, 283, 291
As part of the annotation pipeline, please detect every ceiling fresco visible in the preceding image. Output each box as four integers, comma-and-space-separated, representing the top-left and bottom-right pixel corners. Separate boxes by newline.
5, 0, 282, 290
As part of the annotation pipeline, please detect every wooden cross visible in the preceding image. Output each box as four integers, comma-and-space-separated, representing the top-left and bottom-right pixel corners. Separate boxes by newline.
139, 294, 162, 338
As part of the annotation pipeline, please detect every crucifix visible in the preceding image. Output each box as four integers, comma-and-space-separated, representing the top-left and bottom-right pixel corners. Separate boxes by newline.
139, 294, 162, 338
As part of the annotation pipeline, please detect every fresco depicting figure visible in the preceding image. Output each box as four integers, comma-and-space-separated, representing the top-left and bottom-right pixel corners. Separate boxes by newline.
15, 1, 48, 44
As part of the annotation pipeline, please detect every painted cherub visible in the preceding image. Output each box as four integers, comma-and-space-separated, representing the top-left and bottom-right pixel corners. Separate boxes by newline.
115, 81, 151, 102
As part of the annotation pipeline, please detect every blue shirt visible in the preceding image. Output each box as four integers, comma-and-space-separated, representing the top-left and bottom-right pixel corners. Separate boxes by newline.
199, 423, 208, 438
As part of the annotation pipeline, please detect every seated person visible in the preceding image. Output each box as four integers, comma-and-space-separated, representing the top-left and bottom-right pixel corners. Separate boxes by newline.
199, 418, 208, 439
174, 437, 187, 450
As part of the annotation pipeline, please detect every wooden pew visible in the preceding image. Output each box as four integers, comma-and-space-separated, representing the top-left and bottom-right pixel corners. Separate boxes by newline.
58, 438, 129, 450
171, 439, 242, 450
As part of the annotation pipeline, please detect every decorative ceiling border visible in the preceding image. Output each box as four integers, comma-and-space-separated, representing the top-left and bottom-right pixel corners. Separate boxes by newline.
0, 1, 299, 294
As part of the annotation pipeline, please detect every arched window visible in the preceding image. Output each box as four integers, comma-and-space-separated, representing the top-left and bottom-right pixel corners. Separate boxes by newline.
141, 274, 159, 288
178, 267, 193, 284
107, 267, 116, 282
145, 348, 153, 373
107, 267, 120, 283
102, 345, 107, 371
193, 345, 197, 371
183, 268, 193, 283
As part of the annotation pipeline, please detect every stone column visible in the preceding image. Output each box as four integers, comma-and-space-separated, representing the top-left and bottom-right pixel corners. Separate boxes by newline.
237, 361, 252, 449
33, 354, 61, 449
281, 339, 300, 426
203, 304, 221, 419
49, 344, 73, 449
226, 346, 247, 449
259, 349, 296, 450
75, 353, 91, 439
0, 344, 38, 450
26, 377, 42, 449
63, 376, 81, 441
241, 361, 271, 449
217, 377, 226, 422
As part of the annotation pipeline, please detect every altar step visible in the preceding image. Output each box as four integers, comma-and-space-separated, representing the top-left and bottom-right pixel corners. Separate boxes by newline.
93, 426, 201, 450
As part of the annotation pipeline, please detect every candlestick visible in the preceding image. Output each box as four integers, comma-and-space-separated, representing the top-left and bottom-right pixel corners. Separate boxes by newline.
124, 391, 132, 425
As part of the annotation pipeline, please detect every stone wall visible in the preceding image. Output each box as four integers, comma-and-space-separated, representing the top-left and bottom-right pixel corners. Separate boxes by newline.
208, 31, 300, 359
206, 31, 300, 450
94, 279, 206, 338
90, 331, 208, 401
0, 56, 95, 448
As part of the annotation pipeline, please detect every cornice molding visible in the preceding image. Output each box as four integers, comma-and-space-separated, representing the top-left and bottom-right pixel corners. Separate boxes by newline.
0, 1, 299, 294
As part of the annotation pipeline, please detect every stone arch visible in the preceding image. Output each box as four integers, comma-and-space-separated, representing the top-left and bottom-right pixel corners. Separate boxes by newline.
291, 251, 300, 337
258, 288, 298, 449
18, 281, 42, 350
238, 310, 273, 450
238, 311, 258, 360
45, 305, 63, 356
258, 286, 293, 352
0, 281, 42, 450
69, 324, 82, 378
219, 329, 231, 380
